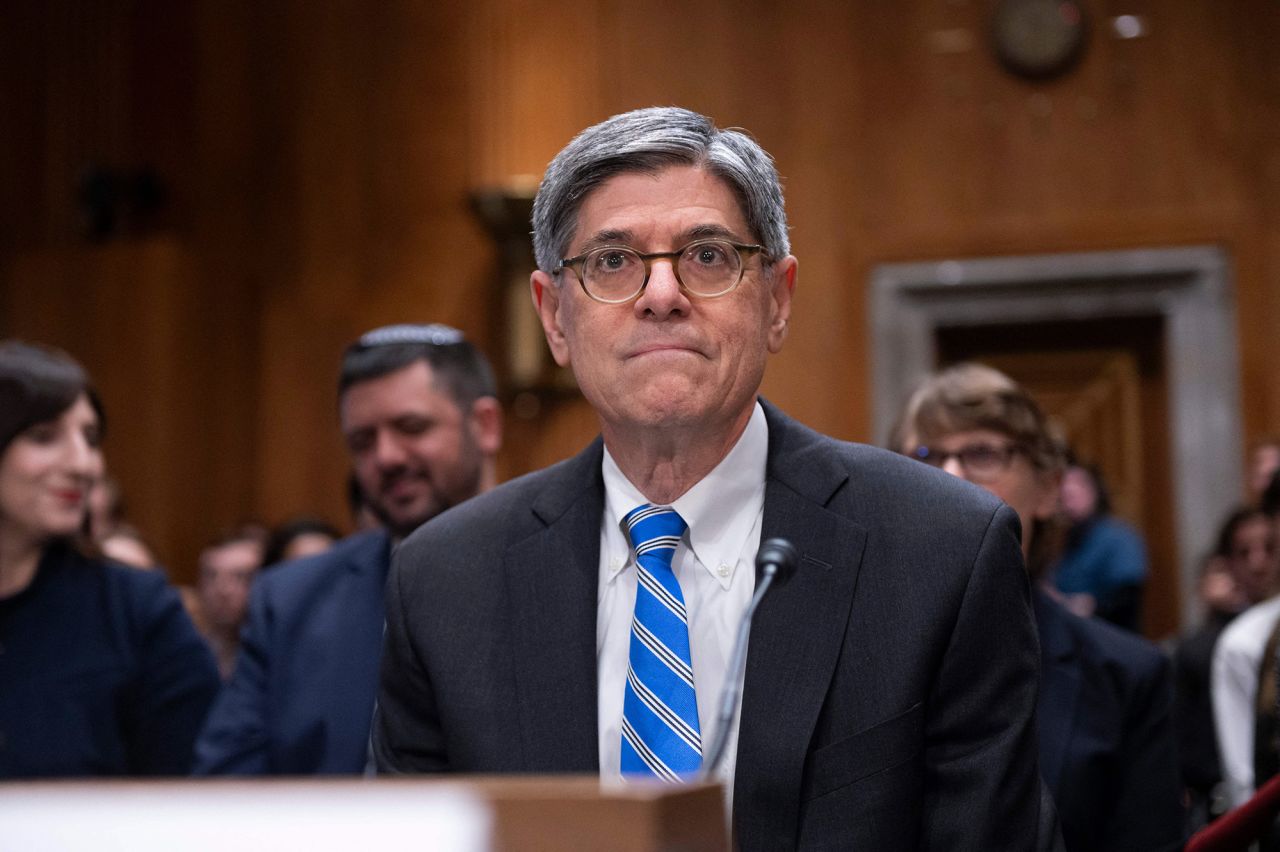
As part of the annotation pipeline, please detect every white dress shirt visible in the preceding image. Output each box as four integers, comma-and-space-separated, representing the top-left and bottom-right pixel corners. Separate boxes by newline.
1211, 594, 1280, 808
597, 401, 767, 804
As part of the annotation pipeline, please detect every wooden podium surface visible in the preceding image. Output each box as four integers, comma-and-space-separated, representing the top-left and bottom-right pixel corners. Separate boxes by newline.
453, 776, 727, 851
0, 775, 728, 852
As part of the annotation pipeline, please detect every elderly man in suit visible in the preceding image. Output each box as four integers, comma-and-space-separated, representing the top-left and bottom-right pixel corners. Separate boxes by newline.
194, 324, 502, 774
373, 107, 1045, 849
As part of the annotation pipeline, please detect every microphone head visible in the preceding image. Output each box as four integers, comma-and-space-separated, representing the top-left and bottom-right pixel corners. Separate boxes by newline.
756, 537, 799, 578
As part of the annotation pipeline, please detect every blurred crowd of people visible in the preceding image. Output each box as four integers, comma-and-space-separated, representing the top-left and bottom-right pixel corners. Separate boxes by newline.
0, 325, 500, 779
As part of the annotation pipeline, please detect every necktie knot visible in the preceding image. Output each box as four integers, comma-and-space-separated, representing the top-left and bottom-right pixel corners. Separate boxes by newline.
624, 504, 687, 568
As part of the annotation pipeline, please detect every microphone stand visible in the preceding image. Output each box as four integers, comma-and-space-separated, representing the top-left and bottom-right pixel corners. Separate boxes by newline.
698, 538, 797, 782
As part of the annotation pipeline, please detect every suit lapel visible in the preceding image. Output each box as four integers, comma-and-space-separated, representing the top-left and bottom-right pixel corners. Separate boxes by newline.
735, 403, 868, 830
505, 442, 606, 771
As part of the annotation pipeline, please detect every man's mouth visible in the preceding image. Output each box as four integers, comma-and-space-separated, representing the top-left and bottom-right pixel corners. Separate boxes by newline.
381, 472, 427, 502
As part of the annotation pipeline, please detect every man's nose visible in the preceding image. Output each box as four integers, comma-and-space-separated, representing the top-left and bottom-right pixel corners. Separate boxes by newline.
941, 456, 966, 479
634, 259, 689, 318
373, 431, 408, 468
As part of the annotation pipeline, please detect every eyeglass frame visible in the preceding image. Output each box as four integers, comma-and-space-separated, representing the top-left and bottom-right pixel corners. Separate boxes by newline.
910, 441, 1024, 482
555, 238, 766, 304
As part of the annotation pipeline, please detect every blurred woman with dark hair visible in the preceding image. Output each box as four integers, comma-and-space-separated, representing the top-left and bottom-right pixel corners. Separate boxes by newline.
0, 340, 219, 777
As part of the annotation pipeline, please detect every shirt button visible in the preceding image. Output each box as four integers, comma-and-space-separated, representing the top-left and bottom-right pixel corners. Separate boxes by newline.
717, 564, 731, 578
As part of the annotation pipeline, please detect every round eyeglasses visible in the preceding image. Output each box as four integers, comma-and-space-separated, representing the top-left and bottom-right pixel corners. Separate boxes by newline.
556, 238, 765, 304
912, 442, 1022, 483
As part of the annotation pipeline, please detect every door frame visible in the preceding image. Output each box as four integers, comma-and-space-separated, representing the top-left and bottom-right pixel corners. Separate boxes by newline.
870, 245, 1241, 630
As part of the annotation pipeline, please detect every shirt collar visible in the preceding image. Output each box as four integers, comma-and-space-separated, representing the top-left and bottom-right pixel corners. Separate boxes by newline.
602, 401, 769, 587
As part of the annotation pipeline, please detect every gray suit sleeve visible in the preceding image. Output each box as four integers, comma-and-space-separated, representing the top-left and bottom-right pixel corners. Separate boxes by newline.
920, 503, 1046, 850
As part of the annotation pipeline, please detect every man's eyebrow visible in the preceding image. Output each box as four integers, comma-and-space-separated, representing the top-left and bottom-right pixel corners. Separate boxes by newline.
574, 224, 748, 255
684, 223, 743, 241
575, 228, 634, 253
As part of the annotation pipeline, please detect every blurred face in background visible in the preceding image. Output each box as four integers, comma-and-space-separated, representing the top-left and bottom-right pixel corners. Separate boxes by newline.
197, 538, 261, 632
904, 427, 1059, 560
1199, 554, 1246, 616
0, 395, 103, 549
341, 360, 497, 540
1227, 514, 1279, 606
1250, 443, 1280, 501
1059, 466, 1099, 524
281, 531, 335, 562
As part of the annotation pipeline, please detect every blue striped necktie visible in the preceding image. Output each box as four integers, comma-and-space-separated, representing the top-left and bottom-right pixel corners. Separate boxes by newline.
620, 504, 702, 780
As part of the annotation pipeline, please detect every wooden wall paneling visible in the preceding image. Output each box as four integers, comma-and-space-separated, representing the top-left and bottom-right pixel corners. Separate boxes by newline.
5, 243, 190, 571
767, 1, 867, 442
464, 0, 605, 188
0, 3, 45, 253
244, 0, 494, 530
4, 0, 1280, 602
1231, 0, 1280, 446
246, 0, 375, 531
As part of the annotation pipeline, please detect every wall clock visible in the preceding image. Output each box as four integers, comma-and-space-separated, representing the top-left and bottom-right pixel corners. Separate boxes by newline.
991, 0, 1088, 80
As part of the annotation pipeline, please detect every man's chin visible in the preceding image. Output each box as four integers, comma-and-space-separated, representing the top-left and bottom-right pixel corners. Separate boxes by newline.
374, 501, 442, 540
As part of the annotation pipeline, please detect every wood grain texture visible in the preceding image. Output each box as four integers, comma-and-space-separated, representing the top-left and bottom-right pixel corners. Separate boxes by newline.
1, 0, 1277, 617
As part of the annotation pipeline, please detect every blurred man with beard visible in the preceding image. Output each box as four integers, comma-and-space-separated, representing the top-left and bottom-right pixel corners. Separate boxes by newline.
194, 323, 501, 774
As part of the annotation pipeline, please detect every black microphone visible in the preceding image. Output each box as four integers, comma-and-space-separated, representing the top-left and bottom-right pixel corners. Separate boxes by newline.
699, 537, 799, 782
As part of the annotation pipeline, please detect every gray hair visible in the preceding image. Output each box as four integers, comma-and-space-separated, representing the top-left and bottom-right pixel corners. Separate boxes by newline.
530, 106, 790, 274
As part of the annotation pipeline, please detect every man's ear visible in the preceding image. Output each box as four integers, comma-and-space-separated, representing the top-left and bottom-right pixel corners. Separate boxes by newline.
766, 255, 798, 354
468, 396, 503, 456
531, 270, 571, 367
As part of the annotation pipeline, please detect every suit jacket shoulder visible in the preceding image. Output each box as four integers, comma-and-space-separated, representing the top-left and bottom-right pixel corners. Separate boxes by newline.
194, 530, 391, 775
738, 402, 1043, 850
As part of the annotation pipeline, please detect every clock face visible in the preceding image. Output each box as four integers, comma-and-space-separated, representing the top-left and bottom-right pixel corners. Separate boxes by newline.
991, 0, 1088, 80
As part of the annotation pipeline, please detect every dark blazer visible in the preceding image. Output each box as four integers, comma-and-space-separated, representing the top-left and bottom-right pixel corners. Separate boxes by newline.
0, 541, 220, 778
374, 402, 1044, 849
194, 530, 391, 775
1035, 591, 1185, 851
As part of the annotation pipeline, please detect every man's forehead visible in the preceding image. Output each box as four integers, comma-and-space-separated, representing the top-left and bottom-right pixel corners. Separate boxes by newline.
339, 360, 451, 427
202, 540, 261, 570
570, 165, 749, 248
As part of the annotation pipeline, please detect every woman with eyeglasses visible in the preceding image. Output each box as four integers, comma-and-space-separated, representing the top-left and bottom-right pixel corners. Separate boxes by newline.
0, 341, 219, 777
892, 362, 1184, 852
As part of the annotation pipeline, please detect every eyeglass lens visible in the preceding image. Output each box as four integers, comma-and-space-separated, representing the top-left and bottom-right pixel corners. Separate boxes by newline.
915, 444, 1014, 477
583, 240, 742, 301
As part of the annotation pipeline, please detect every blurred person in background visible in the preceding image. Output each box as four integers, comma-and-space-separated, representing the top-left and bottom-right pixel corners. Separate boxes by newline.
0, 340, 219, 777
261, 515, 340, 568
1212, 503, 1280, 810
87, 474, 159, 569
195, 323, 501, 774
1174, 546, 1249, 833
193, 527, 264, 679
99, 526, 158, 569
893, 362, 1184, 852
1051, 462, 1148, 631
1248, 439, 1280, 506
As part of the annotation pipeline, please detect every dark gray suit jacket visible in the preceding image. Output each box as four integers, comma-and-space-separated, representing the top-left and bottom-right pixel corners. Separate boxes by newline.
374, 402, 1043, 849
